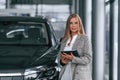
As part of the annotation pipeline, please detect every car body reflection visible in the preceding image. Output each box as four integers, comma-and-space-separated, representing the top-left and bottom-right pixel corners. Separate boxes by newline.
0, 16, 60, 80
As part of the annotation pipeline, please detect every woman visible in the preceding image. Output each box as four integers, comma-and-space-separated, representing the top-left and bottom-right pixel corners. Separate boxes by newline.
58, 14, 92, 80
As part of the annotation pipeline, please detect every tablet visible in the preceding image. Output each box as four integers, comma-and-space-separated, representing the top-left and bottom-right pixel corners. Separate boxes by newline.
61, 50, 79, 57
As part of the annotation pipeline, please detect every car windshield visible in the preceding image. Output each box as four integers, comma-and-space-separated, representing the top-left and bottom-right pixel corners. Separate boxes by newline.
0, 22, 49, 45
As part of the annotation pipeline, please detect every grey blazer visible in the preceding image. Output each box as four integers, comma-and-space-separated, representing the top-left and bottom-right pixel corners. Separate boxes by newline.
58, 35, 92, 80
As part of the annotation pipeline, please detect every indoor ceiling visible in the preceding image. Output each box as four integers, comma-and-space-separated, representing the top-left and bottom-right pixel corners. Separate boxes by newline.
11, 0, 71, 5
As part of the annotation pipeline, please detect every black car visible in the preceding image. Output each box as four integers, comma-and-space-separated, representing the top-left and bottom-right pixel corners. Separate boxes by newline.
0, 16, 60, 80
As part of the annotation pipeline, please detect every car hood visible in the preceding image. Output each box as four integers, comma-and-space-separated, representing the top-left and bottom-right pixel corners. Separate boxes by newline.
0, 45, 58, 70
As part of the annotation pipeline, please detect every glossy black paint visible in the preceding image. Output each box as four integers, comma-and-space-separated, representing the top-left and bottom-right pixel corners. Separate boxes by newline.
0, 16, 60, 80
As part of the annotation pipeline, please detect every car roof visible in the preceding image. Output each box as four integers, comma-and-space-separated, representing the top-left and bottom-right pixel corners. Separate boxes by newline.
0, 16, 48, 23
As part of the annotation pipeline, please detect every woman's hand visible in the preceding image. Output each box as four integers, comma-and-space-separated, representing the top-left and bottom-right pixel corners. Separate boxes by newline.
63, 52, 74, 61
60, 52, 74, 64
60, 53, 69, 64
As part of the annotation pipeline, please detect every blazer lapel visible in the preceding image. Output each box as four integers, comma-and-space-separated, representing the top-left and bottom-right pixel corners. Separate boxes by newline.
72, 35, 81, 50
60, 35, 81, 51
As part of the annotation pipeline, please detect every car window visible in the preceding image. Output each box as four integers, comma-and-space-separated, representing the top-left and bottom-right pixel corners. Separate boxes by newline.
0, 22, 49, 45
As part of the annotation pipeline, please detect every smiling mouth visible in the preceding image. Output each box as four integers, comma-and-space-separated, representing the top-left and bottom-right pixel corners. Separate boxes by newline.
72, 28, 76, 30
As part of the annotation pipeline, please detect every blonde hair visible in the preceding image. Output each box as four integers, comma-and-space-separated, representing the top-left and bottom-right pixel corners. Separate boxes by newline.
62, 14, 85, 40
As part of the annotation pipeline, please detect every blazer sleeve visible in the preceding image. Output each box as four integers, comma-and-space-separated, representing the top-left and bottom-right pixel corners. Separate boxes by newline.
56, 41, 66, 68
72, 36, 92, 65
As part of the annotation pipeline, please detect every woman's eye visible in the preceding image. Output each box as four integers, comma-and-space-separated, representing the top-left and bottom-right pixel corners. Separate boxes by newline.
75, 22, 78, 24
70, 22, 73, 24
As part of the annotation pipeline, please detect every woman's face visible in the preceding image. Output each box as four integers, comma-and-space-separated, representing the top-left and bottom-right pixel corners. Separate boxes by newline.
69, 17, 79, 34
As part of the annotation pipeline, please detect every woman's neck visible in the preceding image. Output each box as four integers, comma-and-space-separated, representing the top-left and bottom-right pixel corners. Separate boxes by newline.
71, 33, 77, 37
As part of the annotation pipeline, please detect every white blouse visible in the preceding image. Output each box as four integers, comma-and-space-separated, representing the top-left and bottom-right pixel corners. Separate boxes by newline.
61, 34, 78, 80
64, 34, 78, 51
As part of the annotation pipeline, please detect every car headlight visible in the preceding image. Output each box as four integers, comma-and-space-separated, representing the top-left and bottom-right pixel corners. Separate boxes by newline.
25, 66, 59, 80
37, 67, 56, 78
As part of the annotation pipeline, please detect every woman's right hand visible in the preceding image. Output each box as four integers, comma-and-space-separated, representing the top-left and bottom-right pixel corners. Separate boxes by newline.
60, 53, 70, 64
